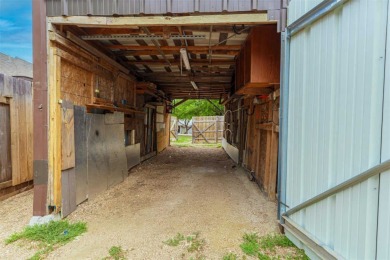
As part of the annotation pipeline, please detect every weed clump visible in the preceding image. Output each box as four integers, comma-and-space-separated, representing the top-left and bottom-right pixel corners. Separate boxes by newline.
223, 252, 238, 260
5, 220, 87, 260
105, 246, 126, 260
239, 233, 308, 259
163, 231, 206, 259
240, 233, 261, 255
163, 233, 185, 246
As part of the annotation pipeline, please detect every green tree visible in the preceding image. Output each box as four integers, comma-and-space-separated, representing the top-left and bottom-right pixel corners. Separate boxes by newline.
172, 99, 224, 134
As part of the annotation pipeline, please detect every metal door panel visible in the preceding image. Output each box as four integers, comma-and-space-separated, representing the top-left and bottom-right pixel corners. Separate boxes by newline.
125, 143, 140, 170
105, 123, 127, 188
74, 106, 88, 205
61, 167, 76, 217
86, 114, 108, 199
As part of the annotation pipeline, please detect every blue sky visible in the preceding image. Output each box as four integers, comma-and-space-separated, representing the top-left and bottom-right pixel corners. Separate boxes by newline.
0, 0, 32, 62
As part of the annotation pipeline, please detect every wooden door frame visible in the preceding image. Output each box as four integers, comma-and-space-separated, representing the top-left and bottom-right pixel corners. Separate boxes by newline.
0, 96, 14, 189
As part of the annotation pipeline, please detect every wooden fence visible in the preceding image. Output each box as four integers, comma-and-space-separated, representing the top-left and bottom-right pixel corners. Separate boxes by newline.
0, 74, 34, 200
170, 116, 178, 141
192, 116, 224, 143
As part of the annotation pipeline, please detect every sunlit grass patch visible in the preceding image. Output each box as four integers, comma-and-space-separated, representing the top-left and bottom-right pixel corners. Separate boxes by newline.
5, 220, 87, 260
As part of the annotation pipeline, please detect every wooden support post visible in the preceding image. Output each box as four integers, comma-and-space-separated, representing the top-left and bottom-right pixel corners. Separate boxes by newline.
9, 97, 20, 186
215, 118, 218, 143
269, 128, 279, 199
48, 46, 62, 212
268, 98, 279, 200
33, 0, 49, 216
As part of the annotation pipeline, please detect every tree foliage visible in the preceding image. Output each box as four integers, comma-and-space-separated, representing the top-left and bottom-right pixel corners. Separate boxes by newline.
172, 99, 223, 120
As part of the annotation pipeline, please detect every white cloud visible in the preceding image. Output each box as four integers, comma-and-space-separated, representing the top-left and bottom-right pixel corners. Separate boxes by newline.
0, 19, 12, 27
0, 0, 31, 13
0, 19, 21, 31
0, 43, 31, 49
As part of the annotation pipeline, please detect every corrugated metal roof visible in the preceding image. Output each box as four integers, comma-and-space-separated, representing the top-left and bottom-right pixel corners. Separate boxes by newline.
46, 0, 282, 16
285, 0, 389, 258
46, 0, 287, 31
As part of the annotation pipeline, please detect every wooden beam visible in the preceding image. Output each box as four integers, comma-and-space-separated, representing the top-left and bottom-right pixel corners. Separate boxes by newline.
108, 45, 241, 51
86, 104, 145, 114
235, 85, 275, 95
138, 72, 233, 77
0, 180, 12, 190
141, 26, 172, 67
114, 50, 239, 56
127, 59, 234, 66
149, 78, 232, 83
48, 47, 62, 211
173, 98, 189, 108
80, 26, 180, 35
48, 14, 271, 27
65, 31, 130, 74
191, 66, 235, 71
206, 99, 223, 114
170, 95, 223, 98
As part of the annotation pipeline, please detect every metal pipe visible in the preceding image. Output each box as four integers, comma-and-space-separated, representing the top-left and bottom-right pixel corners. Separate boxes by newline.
278, 30, 290, 219
224, 129, 233, 143
289, 0, 349, 37
284, 159, 390, 217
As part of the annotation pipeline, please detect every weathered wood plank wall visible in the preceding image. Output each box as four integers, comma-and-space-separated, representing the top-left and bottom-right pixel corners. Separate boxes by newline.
0, 74, 33, 199
156, 104, 171, 153
243, 91, 280, 200
47, 31, 141, 211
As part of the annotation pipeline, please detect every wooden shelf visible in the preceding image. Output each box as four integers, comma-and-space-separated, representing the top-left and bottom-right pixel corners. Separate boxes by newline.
235, 25, 281, 96
235, 84, 275, 96
86, 103, 144, 114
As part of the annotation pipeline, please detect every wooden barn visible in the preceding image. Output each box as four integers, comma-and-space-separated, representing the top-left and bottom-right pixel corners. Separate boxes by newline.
26, 0, 390, 258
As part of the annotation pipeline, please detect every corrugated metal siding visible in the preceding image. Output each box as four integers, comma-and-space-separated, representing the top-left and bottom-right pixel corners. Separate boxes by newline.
377, 2, 390, 257
46, 0, 282, 16
286, 0, 388, 258
287, 0, 323, 25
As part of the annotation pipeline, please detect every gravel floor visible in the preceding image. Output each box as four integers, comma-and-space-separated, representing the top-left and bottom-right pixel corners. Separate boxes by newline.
0, 146, 279, 259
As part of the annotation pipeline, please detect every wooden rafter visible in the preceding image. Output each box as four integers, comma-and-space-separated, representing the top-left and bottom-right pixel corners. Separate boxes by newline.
141, 26, 172, 67
108, 45, 241, 51
112, 49, 239, 56
126, 59, 234, 66
48, 13, 269, 27
58, 21, 258, 100
206, 99, 223, 114
173, 98, 189, 108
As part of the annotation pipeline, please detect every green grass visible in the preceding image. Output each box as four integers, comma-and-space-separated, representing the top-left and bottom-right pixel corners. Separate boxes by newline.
5, 220, 87, 260
106, 246, 126, 260
239, 233, 308, 260
258, 234, 295, 251
171, 135, 222, 148
163, 233, 185, 246
240, 233, 260, 256
163, 232, 206, 259
187, 237, 205, 253
173, 135, 192, 144
223, 253, 238, 260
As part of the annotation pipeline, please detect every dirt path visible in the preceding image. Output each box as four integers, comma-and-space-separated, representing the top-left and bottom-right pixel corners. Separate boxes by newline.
0, 146, 279, 259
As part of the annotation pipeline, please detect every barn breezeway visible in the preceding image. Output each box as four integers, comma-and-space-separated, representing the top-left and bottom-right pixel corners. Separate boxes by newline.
0, 146, 281, 259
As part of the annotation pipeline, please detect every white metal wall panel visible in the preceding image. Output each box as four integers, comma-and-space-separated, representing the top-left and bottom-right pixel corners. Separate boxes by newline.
286, 0, 388, 258
287, 0, 323, 25
377, 1, 390, 257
